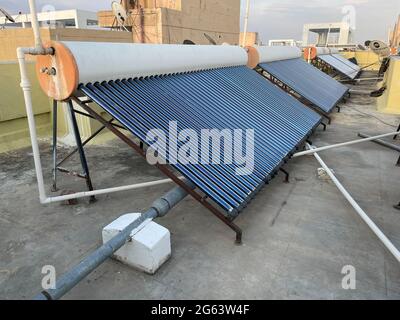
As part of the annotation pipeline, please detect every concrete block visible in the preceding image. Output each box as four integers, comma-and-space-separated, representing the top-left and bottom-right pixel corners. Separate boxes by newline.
102, 213, 171, 274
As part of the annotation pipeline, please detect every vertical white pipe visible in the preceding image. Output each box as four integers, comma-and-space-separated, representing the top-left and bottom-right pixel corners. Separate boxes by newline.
17, 48, 47, 203
242, 0, 251, 47
28, 0, 42, 49
308, 144, 400, 263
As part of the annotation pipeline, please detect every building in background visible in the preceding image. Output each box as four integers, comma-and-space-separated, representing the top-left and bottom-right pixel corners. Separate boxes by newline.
303, 22, 354, 47
0, 9, 98, 29
98, 0, 241, 45
389, 15, 400, 47
268, 39, 301, 47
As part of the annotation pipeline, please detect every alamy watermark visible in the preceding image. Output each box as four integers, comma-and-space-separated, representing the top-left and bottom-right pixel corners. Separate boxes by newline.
145, 121, 255, 176
41, 265, 56, 290
341, 265, 356, 290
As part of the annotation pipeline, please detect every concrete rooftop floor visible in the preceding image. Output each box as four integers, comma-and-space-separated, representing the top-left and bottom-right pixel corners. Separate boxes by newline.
1, 75, 400, 300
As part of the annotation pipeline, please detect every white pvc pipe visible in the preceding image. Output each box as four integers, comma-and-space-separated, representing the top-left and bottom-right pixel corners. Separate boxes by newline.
293, 131, 400, 158
308, 143, 400, 263
307, 47, 312, 64
28, 0, 42, 49
349, 77, 384, 82
242, 0, 251, 47
17, 47, 48, 203
42, 178, 179, 204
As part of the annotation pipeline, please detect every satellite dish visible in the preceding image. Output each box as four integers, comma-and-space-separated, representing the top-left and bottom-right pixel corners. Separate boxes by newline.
112, 1, 128, 30
183, 40, 196, 45
368, 40, 391, 58
0, 8, 15, 23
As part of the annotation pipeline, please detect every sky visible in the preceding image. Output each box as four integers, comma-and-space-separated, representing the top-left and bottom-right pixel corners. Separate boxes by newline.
1, 0, 399, 44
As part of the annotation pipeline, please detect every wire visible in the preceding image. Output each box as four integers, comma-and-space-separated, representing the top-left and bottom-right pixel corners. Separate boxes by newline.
351, 107, 398, 128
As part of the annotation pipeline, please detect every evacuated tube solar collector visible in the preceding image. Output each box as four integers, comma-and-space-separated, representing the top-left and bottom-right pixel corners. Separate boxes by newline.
246, 45, 349, 116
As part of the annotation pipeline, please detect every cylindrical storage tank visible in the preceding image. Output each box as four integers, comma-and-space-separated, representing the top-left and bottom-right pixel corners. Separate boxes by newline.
303, 47, 318, 61
36, 41, 249, 101
246, 46, 302, 69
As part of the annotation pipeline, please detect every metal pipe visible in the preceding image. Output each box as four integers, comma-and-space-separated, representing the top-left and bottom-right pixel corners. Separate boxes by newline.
349, 89, 373, 94
51, 100, 58, 191
358, 133, 400, 152
293, 131, 400, 158
34, 180, 195, 300
67, 100, 95, 200
339, 77, 383, 82
241, 0, 251, 47
307, 143, 400, 263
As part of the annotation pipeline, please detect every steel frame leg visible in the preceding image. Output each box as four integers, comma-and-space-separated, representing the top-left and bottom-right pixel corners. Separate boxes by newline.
279, 168, 290, 183
67, 100, 96, 203
52, 100, 58, 192
394, 124, 400, 140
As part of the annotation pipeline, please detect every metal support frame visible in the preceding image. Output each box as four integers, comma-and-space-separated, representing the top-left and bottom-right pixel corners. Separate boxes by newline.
394, 124, 400, 140
279, 168, 290, 183
51, 101, 134, 202
67, 100, 96, 203
71, 96, 243, 244
51, 100, 58, 192
259, 70, 332, 127
51, 100, 97, 203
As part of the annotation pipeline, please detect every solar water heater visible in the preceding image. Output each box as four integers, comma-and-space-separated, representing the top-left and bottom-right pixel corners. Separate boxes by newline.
307, 47, 361, 80
35, 41, 322, 241
247, 46, 349, 121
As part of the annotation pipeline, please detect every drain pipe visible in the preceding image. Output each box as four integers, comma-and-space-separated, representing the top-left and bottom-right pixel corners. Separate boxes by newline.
34, 180, 195, 300
17, 0, 54, 203
307, 143, 400, 263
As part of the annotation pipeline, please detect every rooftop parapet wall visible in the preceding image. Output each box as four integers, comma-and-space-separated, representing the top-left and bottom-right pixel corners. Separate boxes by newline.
0, 28, 133, 62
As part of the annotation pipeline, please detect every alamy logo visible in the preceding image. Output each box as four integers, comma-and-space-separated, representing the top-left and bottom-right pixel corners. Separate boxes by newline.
41, 265, 56, 290
145, 121, 255, 176
341, 265, 356, 290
